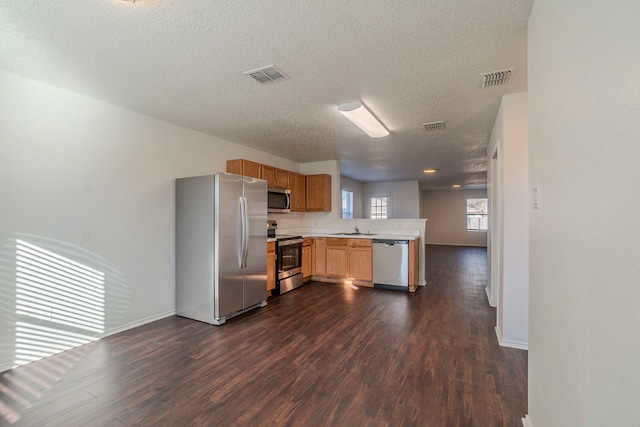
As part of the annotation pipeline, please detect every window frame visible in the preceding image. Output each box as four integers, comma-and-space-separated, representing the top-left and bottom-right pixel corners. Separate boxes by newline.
368, 194, 391, 219
466, 198, 488, 231
341, 189, 354, 219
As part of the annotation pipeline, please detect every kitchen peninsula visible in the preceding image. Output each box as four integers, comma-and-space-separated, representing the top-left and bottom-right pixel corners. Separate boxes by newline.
270, 227, 422, 293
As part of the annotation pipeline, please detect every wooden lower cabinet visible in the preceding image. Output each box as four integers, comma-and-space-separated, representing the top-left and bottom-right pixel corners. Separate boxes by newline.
347, 239, 372, 281
408, 238, 420, 292
320, 238, 372, 282
313, 238, 326, 276
302, 238, 314, 281
267, 241, 276, 294
325, 238, 348, 278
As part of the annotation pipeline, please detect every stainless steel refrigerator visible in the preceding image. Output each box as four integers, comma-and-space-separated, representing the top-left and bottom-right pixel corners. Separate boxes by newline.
175, 173, 268, 325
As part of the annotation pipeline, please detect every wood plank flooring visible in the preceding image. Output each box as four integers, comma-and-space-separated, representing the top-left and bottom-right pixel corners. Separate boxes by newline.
0, 245, 527, 426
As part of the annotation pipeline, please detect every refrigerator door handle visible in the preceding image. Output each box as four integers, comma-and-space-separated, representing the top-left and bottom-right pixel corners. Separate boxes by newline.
242, 196, 250, 268
239, 196, 246, 269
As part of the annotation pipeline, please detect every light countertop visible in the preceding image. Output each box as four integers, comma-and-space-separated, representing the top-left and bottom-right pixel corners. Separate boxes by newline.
304, 232, 419, 240
271, 228, 420, 241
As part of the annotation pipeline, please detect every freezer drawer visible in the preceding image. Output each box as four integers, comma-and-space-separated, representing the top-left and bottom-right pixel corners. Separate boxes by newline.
372, 239, 409, 288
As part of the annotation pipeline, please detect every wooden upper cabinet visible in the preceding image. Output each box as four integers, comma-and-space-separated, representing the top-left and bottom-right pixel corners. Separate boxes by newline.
289, 172, 306, 211
261, 165, 275, 187
275, 169, 288, 189
226, 159, 262, 179
305, 174, 332, 212
262, 165, 288, 189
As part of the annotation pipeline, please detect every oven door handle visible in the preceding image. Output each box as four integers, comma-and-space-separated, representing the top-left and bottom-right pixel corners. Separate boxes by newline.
277, 239, 303, 246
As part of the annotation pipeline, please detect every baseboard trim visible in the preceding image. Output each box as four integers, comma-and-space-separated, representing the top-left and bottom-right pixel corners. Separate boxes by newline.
495, 326, 529, 350
102, 310, 176, 339
0, 362, 12, 374
426, 242, 488, 248
522, 414, 533, 427
485, 286, 495, 307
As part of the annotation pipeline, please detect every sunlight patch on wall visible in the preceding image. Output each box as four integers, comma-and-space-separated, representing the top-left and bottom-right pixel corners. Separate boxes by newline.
14, 240, 105, 367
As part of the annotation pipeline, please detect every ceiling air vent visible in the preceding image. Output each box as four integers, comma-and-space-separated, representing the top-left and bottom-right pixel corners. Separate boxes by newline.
481, 68, 515, 88
243, 65, 289, 84
423, 121, 446, 132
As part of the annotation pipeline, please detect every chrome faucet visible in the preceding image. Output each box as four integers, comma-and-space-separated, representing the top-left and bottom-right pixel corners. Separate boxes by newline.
354, 226, 360, 234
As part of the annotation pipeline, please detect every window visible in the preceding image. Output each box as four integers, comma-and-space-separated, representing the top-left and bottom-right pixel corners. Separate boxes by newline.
467, 198, 488, 231
341, 190, 353, 219
369, 195, 389, 219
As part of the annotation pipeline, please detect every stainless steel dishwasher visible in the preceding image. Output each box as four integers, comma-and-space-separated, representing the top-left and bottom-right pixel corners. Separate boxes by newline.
372, 239, 409, 289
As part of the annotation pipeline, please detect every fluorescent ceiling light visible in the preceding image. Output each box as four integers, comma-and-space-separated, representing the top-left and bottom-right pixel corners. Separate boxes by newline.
452, 184, 461, 188
338, 102, 389, 138
423, 169, 437, 174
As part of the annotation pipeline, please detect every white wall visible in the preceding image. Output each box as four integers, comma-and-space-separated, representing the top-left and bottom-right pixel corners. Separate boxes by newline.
421, 189, 488, 247
0, 71, 299, 372
487, 92, 529, 350
527, 2, 640, 426
340, 175, 365, 219
362, 180, 420, 219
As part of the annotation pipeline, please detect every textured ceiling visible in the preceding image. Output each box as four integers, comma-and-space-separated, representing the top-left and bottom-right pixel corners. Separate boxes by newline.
0, 0, 533, 190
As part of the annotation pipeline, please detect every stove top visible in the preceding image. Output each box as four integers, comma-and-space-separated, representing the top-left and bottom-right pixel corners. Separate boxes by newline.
276, 234, 303, 241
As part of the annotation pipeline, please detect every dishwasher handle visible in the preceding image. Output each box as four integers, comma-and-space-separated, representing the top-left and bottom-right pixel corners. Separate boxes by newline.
373, 239, 409, 246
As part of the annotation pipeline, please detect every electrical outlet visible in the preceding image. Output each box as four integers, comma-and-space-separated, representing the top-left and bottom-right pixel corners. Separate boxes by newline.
533, 186, 541, 209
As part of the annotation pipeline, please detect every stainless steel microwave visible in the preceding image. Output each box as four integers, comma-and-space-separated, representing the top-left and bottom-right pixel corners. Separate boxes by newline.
268, 188, 291, 213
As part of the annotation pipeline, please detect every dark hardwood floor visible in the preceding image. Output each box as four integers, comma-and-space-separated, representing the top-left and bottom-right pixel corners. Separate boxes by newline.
0, 245, 527, 427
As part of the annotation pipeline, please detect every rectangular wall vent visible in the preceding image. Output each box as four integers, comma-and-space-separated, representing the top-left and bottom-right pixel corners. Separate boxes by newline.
423, 121, 446, 132
244, 65, 289, 84
481, 68, 515, 87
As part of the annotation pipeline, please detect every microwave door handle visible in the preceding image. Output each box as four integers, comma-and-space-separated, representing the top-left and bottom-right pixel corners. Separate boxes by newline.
286, 193, 291, 210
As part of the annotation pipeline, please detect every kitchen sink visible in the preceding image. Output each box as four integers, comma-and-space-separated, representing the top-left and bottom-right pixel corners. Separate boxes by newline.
330, 232, 378, 236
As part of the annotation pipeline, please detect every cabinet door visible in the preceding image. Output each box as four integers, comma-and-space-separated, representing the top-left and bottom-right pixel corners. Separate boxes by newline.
261, 165, 276, 187
408, 238, 420, 287
348, 246, 372, 281
289, 172, 306, 211
325, 238, 348, 278
267, 242, 276, 292
226, 159, 262, 179
274, 169, 288, 189
302, 239, 314, 280
305, 174, 332, 212
313, 238, 326, 276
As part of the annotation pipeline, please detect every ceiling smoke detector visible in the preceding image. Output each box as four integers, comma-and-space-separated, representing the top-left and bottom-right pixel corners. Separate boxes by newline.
481, 68, 515, 88
423, 121, 446, 132
243, 65, 289, 84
